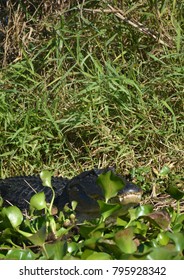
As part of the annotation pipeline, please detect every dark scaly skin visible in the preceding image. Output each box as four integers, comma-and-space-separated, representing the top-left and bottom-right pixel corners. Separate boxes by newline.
0, 176, 69, 211
0, 168, 142, 220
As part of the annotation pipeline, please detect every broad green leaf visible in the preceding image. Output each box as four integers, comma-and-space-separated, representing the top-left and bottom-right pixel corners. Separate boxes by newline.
157, 232, 170, 246
146, 246, 180, 260
98, 200, 121, 220
56, 227, 72, 238
40, 170, 52, 188
67, 242, 79, 254
116, 217, 128, 227
172, 223, 183, 232
166, 232, 184, 252
0, 253, 6, 260
79, 224, 100, 239
84, 237, 99, 250
114, 228, 137, 254
129, 204, 153, 221
63, 255, 80, 260
166, 185, 184, 200
146, 210, 171, 230
44, 240, 67, 260
6, 249, 37, 260
88, 222, 105, 237
175, 213, 184, 224
82, 249, 111, 260
97, 171, 125, 202
30, 192, 46, 210
27, 225, 47, 246
86, 252, 111, 260
2, 206, 23, 228
131, 220, 148, 236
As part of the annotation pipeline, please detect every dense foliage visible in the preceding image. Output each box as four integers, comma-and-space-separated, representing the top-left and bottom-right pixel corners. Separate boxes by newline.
0, 170, 184, 260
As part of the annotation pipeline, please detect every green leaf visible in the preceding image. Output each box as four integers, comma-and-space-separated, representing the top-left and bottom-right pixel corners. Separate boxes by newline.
159, 165, 170, 176
44, 240, 67, 260
48, 215, 56, 234
0, 196, 3, 207
71, 200, 78, 211
172, 223, 183, 232
146, 246, 180, 260
56, 226, 73, 239
146, 210, 171, 230
97, 171, 125, 202
6, 249, 37, 260
79, 224, 99, 239
166, 185, 184, 200
114, 228, 137, 254
40, 170, 55, 214
17, 229, 33, 238
2, 206, 23, 228
84, 237, 99, 250
175, 213, 184, 224
166, 232, 184, 252
129, 204, 153, 221
30, 192, 47, 210
98, 200, 121, 220
157, 232, 170, 246
67, 242, 79, 254
82, 249, 111, 260
40, 170, 52, 188
116, 217, 128, 227
27, 225, 47, 246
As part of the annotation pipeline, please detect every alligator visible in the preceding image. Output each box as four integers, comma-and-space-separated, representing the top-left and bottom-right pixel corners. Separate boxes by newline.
0, 168, 143, 221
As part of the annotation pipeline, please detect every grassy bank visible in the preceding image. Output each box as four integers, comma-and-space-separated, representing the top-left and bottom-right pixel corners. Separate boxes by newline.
0, 0, 183, 181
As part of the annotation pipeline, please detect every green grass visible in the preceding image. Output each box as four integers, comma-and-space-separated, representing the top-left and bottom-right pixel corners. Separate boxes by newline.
0, 1, 183, 203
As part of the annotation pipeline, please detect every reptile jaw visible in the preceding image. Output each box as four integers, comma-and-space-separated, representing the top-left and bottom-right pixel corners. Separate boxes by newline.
118, 191, 143, 205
